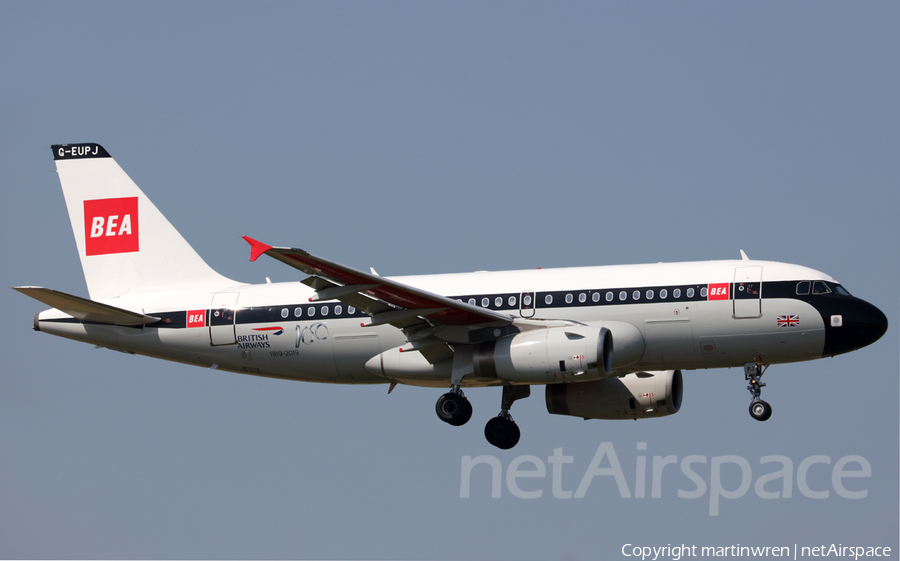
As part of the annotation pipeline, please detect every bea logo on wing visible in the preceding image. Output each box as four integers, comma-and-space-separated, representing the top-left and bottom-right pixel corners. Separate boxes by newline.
83, 197, 139, 256
707, 283, 729, 300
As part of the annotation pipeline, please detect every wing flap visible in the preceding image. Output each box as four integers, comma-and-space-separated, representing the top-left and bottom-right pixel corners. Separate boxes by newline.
13, 286, 160, 326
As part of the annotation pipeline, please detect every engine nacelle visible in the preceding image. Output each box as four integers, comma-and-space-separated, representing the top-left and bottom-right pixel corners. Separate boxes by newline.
545, 370, 683, 420
365, 325, 613, 384
588, 320, 644, 371
478, 325, 613, 383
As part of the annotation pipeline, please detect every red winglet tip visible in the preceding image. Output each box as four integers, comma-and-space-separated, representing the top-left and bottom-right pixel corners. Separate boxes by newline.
242, 236, 273, 262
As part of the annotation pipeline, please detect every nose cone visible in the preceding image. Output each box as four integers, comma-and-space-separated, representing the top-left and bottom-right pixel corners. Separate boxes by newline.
822, 297, 888, 357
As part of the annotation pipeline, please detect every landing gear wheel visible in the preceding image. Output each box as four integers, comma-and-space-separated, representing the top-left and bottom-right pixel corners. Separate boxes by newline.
744, 362, 772, 421
749, 399, 772, 421
485, 416, 520, 449
436, 392, 472, 426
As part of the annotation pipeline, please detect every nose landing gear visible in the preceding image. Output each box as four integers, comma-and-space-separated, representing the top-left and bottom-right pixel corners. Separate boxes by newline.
745, 362, 772, 421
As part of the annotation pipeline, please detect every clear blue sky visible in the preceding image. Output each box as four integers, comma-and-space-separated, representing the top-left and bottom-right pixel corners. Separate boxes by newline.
1, 2, 897, 559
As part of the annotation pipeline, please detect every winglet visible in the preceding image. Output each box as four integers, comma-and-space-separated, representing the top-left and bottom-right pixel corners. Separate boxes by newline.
243, 236, 274, 262
740, 249, 750, 261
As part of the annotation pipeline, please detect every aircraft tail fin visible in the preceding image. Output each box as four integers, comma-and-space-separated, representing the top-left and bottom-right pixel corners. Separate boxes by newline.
52, 143, 236, 299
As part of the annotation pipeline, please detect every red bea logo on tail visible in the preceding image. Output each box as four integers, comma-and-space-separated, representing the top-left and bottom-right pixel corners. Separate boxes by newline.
83, 197, 139, 256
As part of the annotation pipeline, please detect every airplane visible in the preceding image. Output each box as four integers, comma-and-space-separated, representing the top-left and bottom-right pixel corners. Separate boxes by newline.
15, 143, 888, 449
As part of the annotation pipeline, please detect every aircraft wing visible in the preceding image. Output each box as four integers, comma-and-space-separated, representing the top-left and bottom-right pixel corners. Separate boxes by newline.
242, 237, 514, 334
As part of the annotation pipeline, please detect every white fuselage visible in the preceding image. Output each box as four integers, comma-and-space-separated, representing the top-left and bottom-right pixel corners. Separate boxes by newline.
37, 258, 831, 387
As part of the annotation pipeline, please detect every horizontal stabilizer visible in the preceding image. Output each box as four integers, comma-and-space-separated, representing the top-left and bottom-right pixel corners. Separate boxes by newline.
13, 286, 160, 326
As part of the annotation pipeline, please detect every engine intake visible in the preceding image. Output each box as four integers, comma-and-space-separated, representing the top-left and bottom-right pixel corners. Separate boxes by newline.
476, 326, 612, 383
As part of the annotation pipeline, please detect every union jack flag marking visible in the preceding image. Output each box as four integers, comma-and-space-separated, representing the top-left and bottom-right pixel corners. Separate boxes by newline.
777, 315, 800, 327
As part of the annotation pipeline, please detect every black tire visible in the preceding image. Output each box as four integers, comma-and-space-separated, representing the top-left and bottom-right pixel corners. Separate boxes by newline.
749, 399, 772, 421
436, 392, 471, 426
509, 422, 521, 448
462, 398, 473, 425
484, 416, 519, 449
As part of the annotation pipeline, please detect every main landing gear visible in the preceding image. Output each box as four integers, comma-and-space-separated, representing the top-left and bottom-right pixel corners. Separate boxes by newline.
434, 384, 531, 449
745, 362, 772, 421
485, 385, 530, 450
436, 387, 472, 426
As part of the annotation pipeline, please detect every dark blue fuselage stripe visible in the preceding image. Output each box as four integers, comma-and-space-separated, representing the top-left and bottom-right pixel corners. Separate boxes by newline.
40, 280, 831, 328
132, 280, 810, 328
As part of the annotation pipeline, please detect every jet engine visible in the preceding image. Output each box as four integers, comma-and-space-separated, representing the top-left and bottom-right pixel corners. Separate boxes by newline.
476, 325, 613, 383
545, 369, 683, 420
366, 325, 614, 383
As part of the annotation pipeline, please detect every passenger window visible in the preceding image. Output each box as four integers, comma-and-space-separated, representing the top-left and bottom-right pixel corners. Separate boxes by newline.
687, 288, 695, 298
495, 296, 503, 307
700, 287, 708, 298
348, 306, 356, 314
307, 307, 315, 317
606, 292, 613, 302
481, 298, 490, 307
334, 305, 343, 315
660, 289, 668, 299
619, 291, 627, 301
796, 281, 810, 295
565, 294, 573, 304
632, 290, 640, 300
579, 293, 587, 303
294, 307, 302, 318
592, 293, 601, 302
468, 298, 476, 306
281, 308, 289, 319
523, 295, 532, 306
545, 294, 553, 305
646, 290, 654, 300
508, 296, 517, 307
321, 306, 329, 316
673, 288, 681, 298
812, 281, 832, 295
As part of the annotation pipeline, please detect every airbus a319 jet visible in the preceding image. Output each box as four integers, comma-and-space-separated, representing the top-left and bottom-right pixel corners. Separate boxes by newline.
16, 143, 888, 449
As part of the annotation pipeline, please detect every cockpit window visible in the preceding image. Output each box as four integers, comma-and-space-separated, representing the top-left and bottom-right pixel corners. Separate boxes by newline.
812, 281, 832, 295
796, 281, 810, 295
828, 282, 851, 295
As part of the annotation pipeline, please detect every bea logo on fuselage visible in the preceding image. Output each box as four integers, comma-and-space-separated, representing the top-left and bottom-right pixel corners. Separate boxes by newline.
708, 283, 729, 300
83, 197, 139, 256
187, 310, 206, 328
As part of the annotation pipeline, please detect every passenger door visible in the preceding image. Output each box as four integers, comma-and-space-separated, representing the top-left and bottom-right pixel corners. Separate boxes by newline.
209, 292, 239, 345
733, 267, 762, 318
